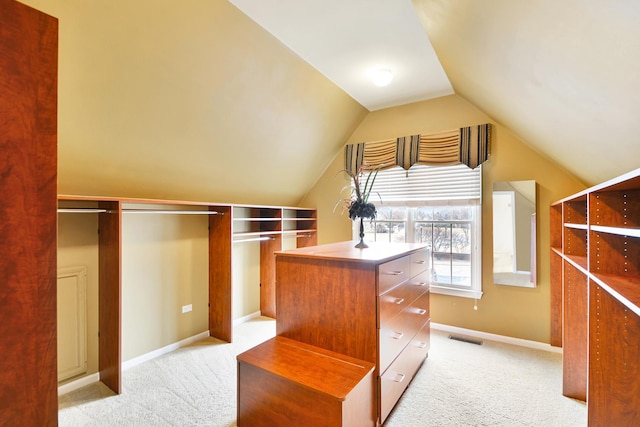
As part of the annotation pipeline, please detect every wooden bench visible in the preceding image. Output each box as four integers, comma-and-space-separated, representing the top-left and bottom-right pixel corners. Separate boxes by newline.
237, 336, 376, 426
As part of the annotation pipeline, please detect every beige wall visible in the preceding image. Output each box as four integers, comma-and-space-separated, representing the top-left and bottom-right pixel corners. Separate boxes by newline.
302, 94, 586, 343
121, 211, 210, 361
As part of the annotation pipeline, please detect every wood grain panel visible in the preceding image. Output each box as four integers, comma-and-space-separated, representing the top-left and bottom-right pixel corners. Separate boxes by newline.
550, 250, 563, 347
209, 205, 232, 342
562, 261, 588, 401
259, 235, 281, 318
0, 1, 58, 424
296, 231, 317, 248
564, 198, 587, 225
237, 336, 375, 427
590, 232, 640, 279
276, 257, 378, 364
590, 189, 640, 227
564, 227, 588, 257
589, 284, 640, 426
98, 201, 122, 393
550, 203, 563, 347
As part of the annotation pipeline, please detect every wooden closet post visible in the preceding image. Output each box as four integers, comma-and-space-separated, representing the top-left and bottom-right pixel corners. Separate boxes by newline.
0, 0, 58, 424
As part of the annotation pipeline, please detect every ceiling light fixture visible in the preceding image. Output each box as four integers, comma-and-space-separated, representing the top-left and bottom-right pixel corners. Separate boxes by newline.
371, 68, 393, 87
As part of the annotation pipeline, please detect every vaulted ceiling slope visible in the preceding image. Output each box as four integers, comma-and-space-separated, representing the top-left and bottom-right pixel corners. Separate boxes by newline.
18, 0, 368, 206
413, 0, 640, 186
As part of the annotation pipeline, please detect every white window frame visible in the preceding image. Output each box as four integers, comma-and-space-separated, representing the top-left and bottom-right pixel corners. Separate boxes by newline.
354, 164, 483, 299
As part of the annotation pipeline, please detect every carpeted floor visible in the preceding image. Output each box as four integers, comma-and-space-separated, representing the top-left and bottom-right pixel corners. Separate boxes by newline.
58, 317, 586, 426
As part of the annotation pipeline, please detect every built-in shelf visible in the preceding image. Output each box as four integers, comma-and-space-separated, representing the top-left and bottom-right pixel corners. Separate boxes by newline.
57, 195, 317, 397
590, 225, 640, 238
550, 168, 640, 425
564, 223, 589, 230
590, 273, 640, 315
563, 254, 588, 273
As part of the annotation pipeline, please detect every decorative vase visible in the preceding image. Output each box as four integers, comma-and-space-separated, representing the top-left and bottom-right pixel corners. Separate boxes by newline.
355, 217, 368, 249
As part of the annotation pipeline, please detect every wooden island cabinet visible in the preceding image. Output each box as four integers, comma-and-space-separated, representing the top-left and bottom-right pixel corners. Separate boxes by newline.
238, 241, 431, 426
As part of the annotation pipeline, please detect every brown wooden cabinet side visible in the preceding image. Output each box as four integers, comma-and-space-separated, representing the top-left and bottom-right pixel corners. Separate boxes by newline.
562, 260, 588, 401
589, 284, 640, 426
259, 235, 281, 318
0, 1, 58, 424
98, 201, 122, 394
276, 257, 378, 364
209, 205, 233, 342
550, 203, 563, 347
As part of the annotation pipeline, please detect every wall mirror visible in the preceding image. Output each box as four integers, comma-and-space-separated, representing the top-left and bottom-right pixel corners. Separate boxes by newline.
492, 180, 537, 287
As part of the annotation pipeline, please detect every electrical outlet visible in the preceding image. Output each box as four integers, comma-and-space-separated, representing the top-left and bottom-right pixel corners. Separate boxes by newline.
181, 304, 192, 314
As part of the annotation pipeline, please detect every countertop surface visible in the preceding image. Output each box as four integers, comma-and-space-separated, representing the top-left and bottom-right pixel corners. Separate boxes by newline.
275, 240, 428, 263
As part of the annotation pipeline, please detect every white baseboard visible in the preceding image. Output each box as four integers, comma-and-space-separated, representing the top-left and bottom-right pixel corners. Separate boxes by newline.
58, 330, 211, 396
431, 322, 562, 354
58, 373, 100, 396
233, 310, 262, 326
58, 314, 275, 396
122, 330, 211, 371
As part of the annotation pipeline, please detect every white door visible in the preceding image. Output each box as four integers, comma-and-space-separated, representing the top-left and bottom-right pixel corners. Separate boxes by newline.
57, 266, 88, 382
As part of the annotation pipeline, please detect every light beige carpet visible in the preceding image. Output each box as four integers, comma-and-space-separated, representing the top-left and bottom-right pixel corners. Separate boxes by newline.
58, 317, 586, 426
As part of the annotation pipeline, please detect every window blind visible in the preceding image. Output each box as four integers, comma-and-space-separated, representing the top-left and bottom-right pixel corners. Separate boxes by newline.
366, 164, 482, 205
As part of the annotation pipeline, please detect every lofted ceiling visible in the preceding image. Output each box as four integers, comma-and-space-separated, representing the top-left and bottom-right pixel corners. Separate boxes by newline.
230, 0, 640, 186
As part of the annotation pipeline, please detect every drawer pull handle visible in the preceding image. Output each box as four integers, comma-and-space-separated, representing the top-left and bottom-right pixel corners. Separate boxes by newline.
414, 260, 426, 265
394, 298, 405, 305
417, 309, 427, 316
392, 373, 406, 383
417, 341, 428, 349
391, 331, 404, 340
386, 270, 404, 276
413, 282, 427, 287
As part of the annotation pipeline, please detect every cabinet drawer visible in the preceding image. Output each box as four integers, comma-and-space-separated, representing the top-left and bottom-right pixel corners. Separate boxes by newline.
379, 321, 430, 424
410, 250, 430, 277
411, 320, 431, 360
378, 256, 410, 295
379, 291, 430, 370
378, 271, 430, 327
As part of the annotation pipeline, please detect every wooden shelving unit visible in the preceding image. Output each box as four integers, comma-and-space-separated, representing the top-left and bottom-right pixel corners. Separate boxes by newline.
550, 168, 640, 425
58, 196, 317, 395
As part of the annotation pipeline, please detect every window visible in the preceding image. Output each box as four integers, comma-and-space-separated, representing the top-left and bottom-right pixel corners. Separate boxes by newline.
356, 164, 482, 299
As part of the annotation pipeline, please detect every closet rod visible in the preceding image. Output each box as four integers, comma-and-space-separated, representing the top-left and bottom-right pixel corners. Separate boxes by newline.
233, 236, 274, 244
57, 208, 110, 214
57, 208, 222, 215
283, 233, 313, 239
123, 209, 220, 215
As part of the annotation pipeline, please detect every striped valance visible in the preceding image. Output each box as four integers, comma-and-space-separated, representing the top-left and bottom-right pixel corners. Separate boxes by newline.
345, 124, 490, 175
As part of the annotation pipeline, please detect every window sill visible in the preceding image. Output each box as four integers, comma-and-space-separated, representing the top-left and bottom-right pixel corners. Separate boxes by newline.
430, 284, 483, 299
